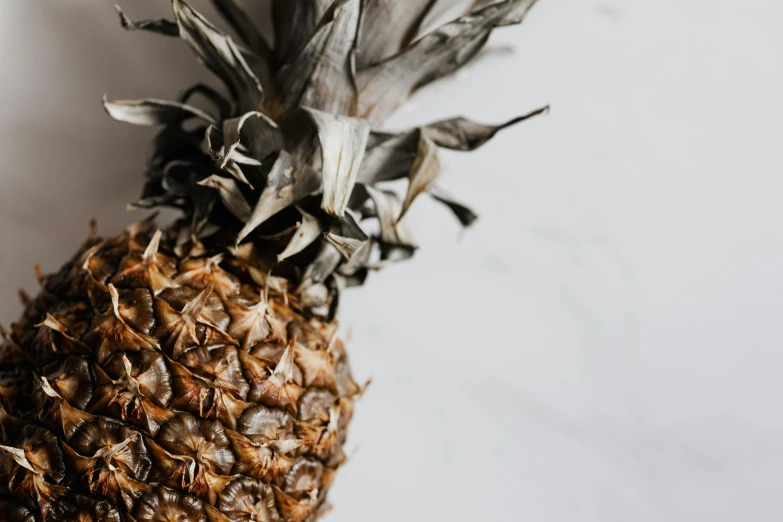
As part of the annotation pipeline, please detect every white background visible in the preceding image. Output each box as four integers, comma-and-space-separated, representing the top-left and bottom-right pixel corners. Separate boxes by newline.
1, 1, 782, 521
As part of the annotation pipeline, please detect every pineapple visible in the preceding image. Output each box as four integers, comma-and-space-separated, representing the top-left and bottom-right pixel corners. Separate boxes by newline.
0, 1, 547, 520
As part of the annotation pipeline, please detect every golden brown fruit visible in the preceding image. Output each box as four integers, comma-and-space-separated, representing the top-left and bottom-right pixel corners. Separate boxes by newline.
0, 222, 360, 521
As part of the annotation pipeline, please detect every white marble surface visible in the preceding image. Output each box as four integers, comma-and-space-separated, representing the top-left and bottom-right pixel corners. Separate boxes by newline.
1, 1, 782, 520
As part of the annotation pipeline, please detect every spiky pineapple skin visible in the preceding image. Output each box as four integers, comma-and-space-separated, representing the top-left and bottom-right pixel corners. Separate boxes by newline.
0, 221, 360, 521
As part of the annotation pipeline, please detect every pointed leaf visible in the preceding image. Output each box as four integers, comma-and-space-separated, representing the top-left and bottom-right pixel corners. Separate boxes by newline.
278, 208, 324, 261
358, 130, 420, 183
210, 0, 272, 57
297, 243, 343, 310
356, 0, 436, 67
103, 96, 216, 126
237, 152, 323, 243
302, 107, 370, 217
172, 0, 263, 112
429, 185, 479, 226
424, 105, 549, 150
220, 159, 253, 187
399, 134, 441, 221
115, 5, 179, 36
198, 175, 252, 221
278, 0, 361, 114
356, 0, 539, 122
271, 0, 334, 62
302, 243, 343, 286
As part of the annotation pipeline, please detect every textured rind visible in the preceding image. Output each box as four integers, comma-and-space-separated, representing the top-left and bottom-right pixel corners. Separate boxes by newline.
0, 220, 361, 521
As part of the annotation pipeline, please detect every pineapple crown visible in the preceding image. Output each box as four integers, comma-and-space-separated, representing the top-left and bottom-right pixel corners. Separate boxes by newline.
106, 0, 547, 314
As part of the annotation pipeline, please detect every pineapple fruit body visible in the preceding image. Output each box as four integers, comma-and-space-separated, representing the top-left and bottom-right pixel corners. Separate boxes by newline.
0, 223, 360, 521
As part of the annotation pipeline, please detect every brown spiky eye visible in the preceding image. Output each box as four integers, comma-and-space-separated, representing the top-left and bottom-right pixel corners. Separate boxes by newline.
158, 286, 231, 331
103, 350, 174, 408
178, 345, 250, 399
0, 498, 36, 522
133, 487, 208, 522
156, 414, 234, 475
44, 356, 95, 410
116, 287, 156, 334
237, 405, 295, 442
283, 459, 324, 498
297, 388, 337, 424
67, 419, 150, 481
247, 342, 290, 368
49, 495, 123, 522
177, 255, 242, 299
216, 477, 279, 522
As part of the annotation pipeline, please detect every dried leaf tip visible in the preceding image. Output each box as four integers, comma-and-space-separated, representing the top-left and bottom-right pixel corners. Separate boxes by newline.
40, 376, 63, 399
143, 230, 163, 261
115, 4, 179, 36
181, 285, 214, 319
0, 444, 36, 472
17, 288, 32, 307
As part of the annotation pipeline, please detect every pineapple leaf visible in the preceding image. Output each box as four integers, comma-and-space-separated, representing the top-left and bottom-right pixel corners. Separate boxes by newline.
356, 0, 437, 67
278, 207, 325, 262
237, 151, 322, 244
325, 211, 369, 261
399, 134, 441, 222
103, 96, 216, 126
210, 0, 271, 58
277, 0, 361, 114
115, 4, 179, 36
364, 185, 417, 257
198, 175, 252, 222
172, 0, 263, 113
301, 108, 370, 218
429, 186, 479, 227
356, 0, 540, 122
424, 105, 550, 151
358, 130, 420, 183
218, 111, 280, 170
271, 0, 335, 63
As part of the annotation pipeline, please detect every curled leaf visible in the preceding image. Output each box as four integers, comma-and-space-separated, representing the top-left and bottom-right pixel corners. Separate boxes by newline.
219, 112, 281, 167
103, 96, 216, 126
115, 5, 179, 36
